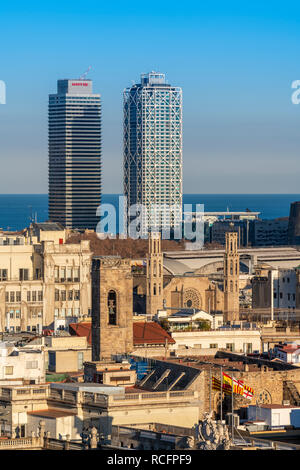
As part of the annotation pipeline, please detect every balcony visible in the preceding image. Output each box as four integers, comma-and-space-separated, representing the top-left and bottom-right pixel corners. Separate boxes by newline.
109, 390, 199, 406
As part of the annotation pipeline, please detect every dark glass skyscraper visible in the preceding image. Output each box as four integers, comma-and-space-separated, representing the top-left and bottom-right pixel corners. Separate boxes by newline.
49, 79, 101, 230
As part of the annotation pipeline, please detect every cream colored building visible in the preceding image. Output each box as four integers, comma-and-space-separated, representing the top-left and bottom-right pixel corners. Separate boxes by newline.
23, 334, 92, 373
0, 382, 200, 440
0, 223, 92, 333
0, 342, 45, 385
170, 327, 261, 354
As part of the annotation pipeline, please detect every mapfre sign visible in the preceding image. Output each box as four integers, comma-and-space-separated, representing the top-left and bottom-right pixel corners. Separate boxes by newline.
71, 82, 89, 87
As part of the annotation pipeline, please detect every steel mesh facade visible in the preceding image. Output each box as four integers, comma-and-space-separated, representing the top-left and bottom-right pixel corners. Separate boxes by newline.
123, 73, 182, 234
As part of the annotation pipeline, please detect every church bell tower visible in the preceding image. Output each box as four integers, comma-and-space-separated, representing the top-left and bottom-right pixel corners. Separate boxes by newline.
146, 233, 164, 316
223, 232, 240, 323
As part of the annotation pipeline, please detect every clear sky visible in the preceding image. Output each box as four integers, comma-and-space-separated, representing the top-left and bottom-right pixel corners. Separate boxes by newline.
1, 0, 300, 194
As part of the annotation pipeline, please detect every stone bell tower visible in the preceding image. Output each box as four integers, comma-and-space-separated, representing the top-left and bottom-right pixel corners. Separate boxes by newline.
91, 256, 133, 361
223, 232, 240, 323
146, 233, 164, 316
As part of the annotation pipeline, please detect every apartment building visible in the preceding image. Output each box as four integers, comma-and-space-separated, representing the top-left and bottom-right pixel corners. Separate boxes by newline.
0, 223, 92, 333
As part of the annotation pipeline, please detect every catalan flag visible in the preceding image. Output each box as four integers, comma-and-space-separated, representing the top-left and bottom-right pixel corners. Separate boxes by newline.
211, 373, 254, 400
243, 384, 254, 400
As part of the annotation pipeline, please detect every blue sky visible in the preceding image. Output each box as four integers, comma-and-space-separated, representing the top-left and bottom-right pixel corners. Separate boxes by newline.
1, 0, 300, 193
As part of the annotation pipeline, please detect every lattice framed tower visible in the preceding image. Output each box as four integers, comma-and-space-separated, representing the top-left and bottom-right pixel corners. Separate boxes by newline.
123, 72, 183, 235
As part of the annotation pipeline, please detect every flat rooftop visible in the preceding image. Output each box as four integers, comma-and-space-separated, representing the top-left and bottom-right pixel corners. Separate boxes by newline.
32, 222, 64, 231
50, 382, 125, 395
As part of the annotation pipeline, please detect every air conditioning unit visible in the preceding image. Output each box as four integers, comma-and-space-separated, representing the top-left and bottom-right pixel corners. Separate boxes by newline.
226, 413, 240, 427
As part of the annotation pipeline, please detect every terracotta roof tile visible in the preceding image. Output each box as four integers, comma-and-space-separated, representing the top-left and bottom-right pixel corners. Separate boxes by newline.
69, 322, 92, 345
133, 322, 175, 345
69, 321, 175, 346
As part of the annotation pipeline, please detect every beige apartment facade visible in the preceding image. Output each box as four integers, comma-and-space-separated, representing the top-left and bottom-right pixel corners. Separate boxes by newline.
0, 383, 201, 440
0, 224, 92, 333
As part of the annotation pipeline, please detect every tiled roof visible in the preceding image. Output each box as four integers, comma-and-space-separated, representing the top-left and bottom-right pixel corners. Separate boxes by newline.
27, 409, 77, 418
69, 322, 92, 345
133, 322, 175, 345
69, 321, 175, 346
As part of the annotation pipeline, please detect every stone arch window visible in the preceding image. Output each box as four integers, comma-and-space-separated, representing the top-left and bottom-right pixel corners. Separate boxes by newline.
183, 288, 201, 310
230, 281, 233, 292
258, 389, 271, 404
108, 290, 117, 325
230, 260, 233, 275
153, 261, 156, 276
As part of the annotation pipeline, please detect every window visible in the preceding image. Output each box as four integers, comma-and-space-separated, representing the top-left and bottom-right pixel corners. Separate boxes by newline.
20, 425, 26, 438
226, 343, 234, 352
66, 267, 72, 282
10, 292, 15, 303
26, 361, 38, 369
108, 290, 117, 325
5, 292, 8, 302
74, 290, 80, 300
73, 268, 79, 282
0, 269, 7, 281
244, 343, 252, 354
19, 269, 29, 281
27, 291, 31, 302
55, 289, 59, 301
61, 291, 66, 301
210, 344, 218, 349
68, 290, 73, 301
5, 366, 13, 375
16, 292, 21, 302
32, 291, 36, 302
38, 291, 43, 301
60, 267, 66, 282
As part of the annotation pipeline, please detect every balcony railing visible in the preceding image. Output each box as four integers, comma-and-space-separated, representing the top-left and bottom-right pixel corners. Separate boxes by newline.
111, 390, 198, 404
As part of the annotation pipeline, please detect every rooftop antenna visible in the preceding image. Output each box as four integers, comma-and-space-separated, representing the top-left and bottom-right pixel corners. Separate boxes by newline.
79, 66, 92, 80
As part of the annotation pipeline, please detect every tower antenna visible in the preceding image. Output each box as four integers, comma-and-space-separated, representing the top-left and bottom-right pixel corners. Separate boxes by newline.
79, 66, 92, 80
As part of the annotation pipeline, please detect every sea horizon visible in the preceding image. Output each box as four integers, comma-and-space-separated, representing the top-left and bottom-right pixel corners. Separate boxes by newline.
0, 193, 299, 232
